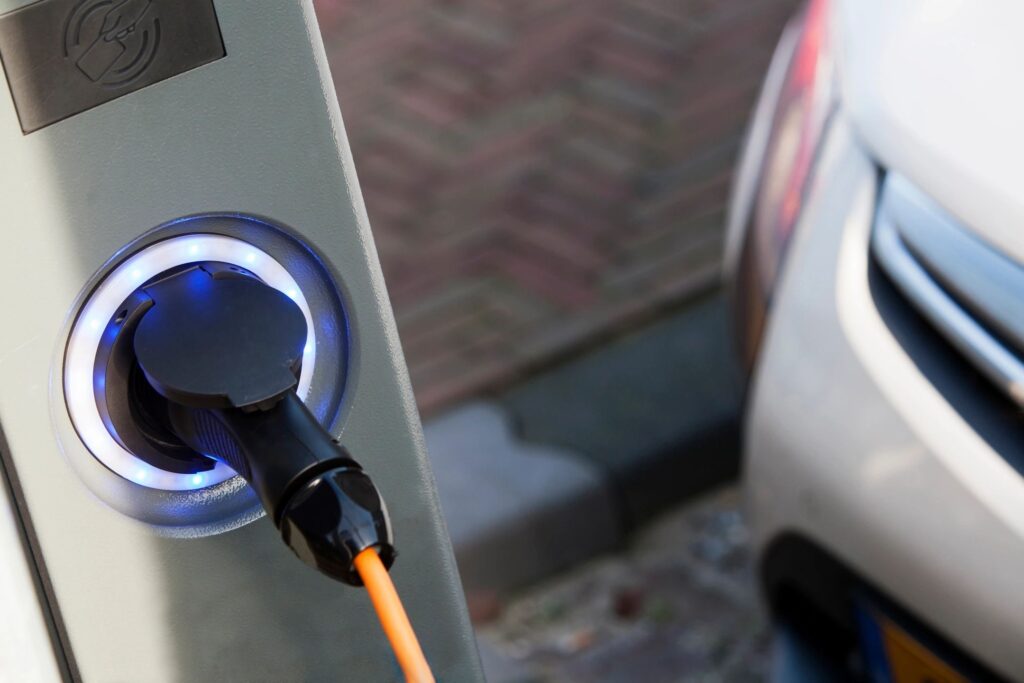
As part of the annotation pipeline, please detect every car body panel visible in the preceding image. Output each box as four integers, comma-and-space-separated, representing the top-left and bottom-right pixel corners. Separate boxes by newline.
835, 0, 1024, 265
744, 112, 1024, 681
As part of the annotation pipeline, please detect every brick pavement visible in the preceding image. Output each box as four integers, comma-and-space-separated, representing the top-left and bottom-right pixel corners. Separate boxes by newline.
475, 487, 768, 682
314, 0, 799, 413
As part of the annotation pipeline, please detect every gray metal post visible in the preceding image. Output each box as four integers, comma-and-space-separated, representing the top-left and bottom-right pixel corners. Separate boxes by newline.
0, 1, 482, 680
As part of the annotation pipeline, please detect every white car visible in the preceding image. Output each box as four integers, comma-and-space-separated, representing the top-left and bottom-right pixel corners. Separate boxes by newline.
725, 0, 1024, 680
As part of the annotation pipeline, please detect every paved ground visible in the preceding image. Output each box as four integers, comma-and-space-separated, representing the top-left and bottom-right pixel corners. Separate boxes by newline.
315, 0, 798, 413
474, 486, 769, 682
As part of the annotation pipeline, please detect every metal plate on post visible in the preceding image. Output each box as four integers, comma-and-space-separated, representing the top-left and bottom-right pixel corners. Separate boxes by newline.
0, 0, 224, 133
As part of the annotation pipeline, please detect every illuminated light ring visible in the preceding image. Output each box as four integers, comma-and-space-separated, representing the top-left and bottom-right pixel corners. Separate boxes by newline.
65, 235, 317, 491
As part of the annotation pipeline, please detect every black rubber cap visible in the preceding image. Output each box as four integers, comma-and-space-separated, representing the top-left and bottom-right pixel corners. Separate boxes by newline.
134, 267, 307, 410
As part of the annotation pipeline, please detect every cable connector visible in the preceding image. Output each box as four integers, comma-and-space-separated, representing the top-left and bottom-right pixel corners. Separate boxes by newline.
280, 465, 396, 585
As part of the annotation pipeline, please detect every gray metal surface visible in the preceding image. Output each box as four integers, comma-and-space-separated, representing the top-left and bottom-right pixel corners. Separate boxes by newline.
0, 434, 64, 682
873, 177, 1024, 406
0, 1, 481, 680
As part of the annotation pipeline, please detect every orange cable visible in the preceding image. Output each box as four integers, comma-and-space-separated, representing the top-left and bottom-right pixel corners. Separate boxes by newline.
354, 548, 435, 683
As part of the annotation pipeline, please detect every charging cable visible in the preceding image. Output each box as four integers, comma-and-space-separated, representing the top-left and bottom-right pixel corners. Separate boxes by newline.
355, 549, 435, 682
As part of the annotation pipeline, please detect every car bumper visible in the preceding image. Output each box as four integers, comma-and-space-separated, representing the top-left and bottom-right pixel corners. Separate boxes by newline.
743, 111, 1024, 681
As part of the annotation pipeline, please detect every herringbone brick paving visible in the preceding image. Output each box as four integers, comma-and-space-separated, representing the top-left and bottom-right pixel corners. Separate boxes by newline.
314, 0, 799, 413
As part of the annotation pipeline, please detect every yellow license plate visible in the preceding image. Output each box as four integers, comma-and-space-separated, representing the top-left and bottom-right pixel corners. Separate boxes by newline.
859, 606, 967, 683
880, 616, 966, 683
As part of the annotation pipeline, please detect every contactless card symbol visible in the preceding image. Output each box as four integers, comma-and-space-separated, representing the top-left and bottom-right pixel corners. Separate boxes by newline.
63, 0, 160, 86
1, 0, 222, 132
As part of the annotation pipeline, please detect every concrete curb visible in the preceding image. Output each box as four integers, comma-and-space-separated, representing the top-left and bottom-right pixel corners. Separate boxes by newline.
424, 403, 621, 598
423, 292, 743, 602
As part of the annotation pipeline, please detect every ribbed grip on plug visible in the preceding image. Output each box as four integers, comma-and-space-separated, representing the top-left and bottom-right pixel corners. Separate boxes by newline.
189, 409, 250, 480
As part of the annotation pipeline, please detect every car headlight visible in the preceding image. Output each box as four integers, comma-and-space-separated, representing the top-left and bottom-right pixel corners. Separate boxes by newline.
731, 0, 835, 375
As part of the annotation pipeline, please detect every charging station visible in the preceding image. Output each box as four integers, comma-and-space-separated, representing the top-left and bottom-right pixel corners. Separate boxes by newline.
0, 1, 482, 680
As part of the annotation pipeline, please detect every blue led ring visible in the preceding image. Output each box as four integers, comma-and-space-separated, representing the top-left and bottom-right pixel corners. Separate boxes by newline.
65, 235, 317, 491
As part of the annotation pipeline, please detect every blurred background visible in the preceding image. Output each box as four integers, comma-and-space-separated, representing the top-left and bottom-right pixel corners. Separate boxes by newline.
312, 1, 798, 680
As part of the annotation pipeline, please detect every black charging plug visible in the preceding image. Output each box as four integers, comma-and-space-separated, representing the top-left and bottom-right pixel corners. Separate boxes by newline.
131, 265, 395, 584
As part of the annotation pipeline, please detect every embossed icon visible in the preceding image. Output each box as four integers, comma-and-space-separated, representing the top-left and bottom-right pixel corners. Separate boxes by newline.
63, 0, 160, 86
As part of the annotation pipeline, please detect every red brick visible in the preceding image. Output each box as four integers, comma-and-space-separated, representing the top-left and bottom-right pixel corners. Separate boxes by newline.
314, 0, 801, 414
